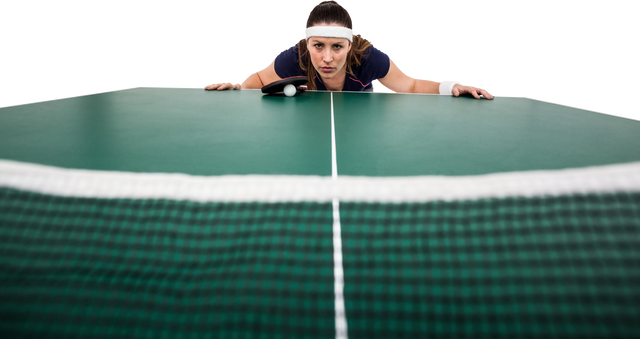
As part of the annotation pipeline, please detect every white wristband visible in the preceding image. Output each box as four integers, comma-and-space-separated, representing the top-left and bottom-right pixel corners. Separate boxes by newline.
439, 81, 460, 95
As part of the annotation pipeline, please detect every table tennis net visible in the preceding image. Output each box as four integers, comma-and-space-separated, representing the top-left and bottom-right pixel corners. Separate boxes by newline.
1, 159, 639, 339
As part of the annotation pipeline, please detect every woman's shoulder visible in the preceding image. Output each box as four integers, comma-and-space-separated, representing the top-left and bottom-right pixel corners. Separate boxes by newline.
274, 44, 305, 78
353, 44, 390, 79
361, 45, 389, 64
358, 44, 391, 76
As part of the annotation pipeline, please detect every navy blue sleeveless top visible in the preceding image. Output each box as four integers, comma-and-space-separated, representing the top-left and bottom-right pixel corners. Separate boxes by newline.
274, 44, 390, 91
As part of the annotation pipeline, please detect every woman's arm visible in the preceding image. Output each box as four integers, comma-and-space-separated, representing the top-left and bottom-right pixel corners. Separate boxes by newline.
378, 60, 439, 93
379, 59, 494, 99
205, 61, 281, 91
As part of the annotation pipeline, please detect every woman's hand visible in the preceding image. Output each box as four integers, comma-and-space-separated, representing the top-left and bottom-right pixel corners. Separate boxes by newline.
452, 85, 494, 99
204, 83, 241, 91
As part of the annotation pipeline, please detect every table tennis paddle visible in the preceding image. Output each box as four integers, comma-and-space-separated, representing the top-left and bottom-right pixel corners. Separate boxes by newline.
261, 76, 308, 95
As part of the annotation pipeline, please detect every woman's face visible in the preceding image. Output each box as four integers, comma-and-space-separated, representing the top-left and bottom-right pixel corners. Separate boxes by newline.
307, 29, 351, 80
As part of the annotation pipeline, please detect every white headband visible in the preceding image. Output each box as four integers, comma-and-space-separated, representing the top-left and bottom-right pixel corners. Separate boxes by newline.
306, 26, 353, 42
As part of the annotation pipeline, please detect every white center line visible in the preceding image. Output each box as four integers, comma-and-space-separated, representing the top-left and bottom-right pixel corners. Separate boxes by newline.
331, 92, 338, 181
331, 92, 348, 339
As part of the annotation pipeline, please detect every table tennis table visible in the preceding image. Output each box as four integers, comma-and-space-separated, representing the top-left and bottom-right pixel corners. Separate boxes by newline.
1, 88, 639, 338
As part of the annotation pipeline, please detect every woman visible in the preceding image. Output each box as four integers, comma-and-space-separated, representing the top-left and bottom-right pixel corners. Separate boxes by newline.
206, 1, 493, 99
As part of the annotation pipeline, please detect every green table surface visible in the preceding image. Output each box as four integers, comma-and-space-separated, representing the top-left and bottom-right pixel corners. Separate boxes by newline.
1, 88, 639, 176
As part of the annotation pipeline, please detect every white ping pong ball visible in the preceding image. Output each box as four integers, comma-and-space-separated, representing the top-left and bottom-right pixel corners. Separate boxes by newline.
283, 84, 296, 97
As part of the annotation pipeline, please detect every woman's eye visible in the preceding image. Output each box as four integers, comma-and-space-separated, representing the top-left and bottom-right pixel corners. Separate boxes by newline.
313, 44, 343, 50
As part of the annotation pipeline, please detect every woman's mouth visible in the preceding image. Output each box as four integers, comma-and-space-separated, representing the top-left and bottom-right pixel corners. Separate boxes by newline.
320, 67, 334, 73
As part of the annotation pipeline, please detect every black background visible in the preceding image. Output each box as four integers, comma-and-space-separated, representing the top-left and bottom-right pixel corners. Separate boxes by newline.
0, 1, 638, 115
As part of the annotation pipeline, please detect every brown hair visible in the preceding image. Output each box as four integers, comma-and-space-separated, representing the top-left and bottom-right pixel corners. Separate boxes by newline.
297, 1, 372, 90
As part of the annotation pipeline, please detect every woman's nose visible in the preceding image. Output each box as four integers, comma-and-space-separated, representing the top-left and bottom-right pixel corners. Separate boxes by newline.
322, 51, 333, 63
